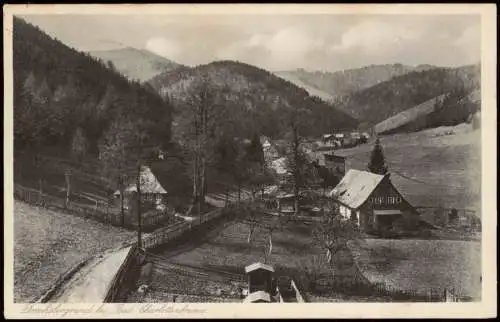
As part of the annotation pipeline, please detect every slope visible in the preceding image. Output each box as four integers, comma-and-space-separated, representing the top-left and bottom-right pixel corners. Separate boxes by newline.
336, 65, 480, 127
13, 17, 173, 204
376, 89, 481, 135
13, 17, 172, 156
89, 47, 183, 82
148, 60, 358, 140
374, 94, 448, 134
275, 64, 437, 100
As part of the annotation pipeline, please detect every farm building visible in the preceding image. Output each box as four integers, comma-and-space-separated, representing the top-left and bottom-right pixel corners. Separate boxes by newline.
113, 165, 168, 213
324, 154, 346, 177
270, 157, 292, 187
276, 193, 297, 214
328, 169, 420, 233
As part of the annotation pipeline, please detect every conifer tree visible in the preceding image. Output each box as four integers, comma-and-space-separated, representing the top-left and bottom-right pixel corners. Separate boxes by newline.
368, 138, 388, 175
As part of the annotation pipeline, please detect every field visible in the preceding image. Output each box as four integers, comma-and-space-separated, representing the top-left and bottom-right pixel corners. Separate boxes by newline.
13, 201, 136, 302
336, 123, 481, 213
138, 213, 342, 302
155, 215, 328, 276
350, 238, 481, 300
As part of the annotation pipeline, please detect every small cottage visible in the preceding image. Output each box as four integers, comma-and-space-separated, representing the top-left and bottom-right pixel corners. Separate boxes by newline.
113, 165, 168, 212
328, 169, 419, 233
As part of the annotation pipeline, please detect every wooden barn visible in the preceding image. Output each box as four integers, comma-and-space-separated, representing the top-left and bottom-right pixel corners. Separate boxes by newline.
328, 169, 419, 233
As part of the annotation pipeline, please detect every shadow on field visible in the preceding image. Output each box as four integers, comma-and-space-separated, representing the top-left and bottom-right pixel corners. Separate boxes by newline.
273, 239, 313, 255
206, 240, 252, 254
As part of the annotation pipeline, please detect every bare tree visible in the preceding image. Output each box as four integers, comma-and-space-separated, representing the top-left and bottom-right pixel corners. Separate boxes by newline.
99, 119, 138, 226
313, 209, 360, 267
181, 77, 220, 217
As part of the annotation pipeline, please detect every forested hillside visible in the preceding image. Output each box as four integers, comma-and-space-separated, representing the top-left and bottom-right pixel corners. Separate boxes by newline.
13, 17, 173, 160
336, 65, 480, 127
149, 60, 358, 141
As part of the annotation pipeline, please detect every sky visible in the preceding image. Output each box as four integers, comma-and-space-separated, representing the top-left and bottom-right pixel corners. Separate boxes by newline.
20, 14, 481, 72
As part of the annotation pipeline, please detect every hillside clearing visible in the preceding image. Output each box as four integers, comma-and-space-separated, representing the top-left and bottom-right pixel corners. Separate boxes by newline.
13, 200, 135, 302
350, 238, 481, 300
336, 124, 481, 213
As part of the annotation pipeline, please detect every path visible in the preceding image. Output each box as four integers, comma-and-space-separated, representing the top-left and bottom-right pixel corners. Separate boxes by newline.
48, 246, 131, 303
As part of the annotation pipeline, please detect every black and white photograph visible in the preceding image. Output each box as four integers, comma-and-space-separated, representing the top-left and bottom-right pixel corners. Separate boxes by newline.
3, 3, 496, 319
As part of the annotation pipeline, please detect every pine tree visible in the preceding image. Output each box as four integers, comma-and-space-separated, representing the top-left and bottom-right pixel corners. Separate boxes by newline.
368, 138, 388, 175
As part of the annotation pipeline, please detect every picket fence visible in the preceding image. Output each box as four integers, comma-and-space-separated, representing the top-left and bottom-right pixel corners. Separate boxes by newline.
13, 184, 177, 230
141, 208, 229, 250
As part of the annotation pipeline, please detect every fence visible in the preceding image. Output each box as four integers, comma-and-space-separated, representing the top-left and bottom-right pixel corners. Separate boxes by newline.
14, 184, 184, 231
416, 206, 481, 231
104, 208, 234, 303
140, 208, 230, 250
103, 245, 139, 303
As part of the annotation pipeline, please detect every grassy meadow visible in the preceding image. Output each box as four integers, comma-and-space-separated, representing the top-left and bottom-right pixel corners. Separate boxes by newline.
13, 201, 135, 302
350, 238, 481, 300
336, 123, 481, 213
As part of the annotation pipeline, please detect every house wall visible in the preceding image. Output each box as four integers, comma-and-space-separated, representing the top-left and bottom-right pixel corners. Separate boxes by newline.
342, 178, 419, 233
324, 156, 346, 176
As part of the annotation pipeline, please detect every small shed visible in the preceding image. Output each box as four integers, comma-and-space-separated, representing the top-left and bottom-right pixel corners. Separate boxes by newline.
276, 193, 296, 214
245, 262, 275, 295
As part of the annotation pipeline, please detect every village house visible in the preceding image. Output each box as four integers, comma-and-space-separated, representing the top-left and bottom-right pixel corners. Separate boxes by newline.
260, 136, 280, 165
328, 169, 420, 233
270, 157, 292, 188
113, 165, 168, 214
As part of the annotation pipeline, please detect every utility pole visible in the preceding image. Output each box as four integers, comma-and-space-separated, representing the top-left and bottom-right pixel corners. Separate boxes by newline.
136, 162, 142, 249
65, 169, 72, 209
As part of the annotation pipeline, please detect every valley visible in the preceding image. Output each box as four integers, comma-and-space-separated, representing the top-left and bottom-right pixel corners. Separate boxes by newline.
10, 15, 483, 305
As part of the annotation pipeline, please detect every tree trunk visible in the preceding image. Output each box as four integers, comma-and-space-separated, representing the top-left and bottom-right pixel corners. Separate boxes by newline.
237, 183, 241, 205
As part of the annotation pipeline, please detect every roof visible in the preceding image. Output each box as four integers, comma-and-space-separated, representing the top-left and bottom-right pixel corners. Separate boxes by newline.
245, 262, 275, 274
271, 157, 288, 175
276, 193, 296, 200
244, 291, 271, 303
114, 165, 167, 195
374, 210, 402, 215
324, 154, 345, 161
328, 169, 387, 209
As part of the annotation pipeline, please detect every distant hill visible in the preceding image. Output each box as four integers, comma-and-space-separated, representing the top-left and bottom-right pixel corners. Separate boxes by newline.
275, 64, 437, 100
336, 64, 480, 128
89, 47, 183, 82
13, 17, 173, 157
148, 60, 358, 140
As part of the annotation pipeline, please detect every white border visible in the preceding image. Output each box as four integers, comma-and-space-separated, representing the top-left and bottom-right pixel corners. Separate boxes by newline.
3, 3, 497, 319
